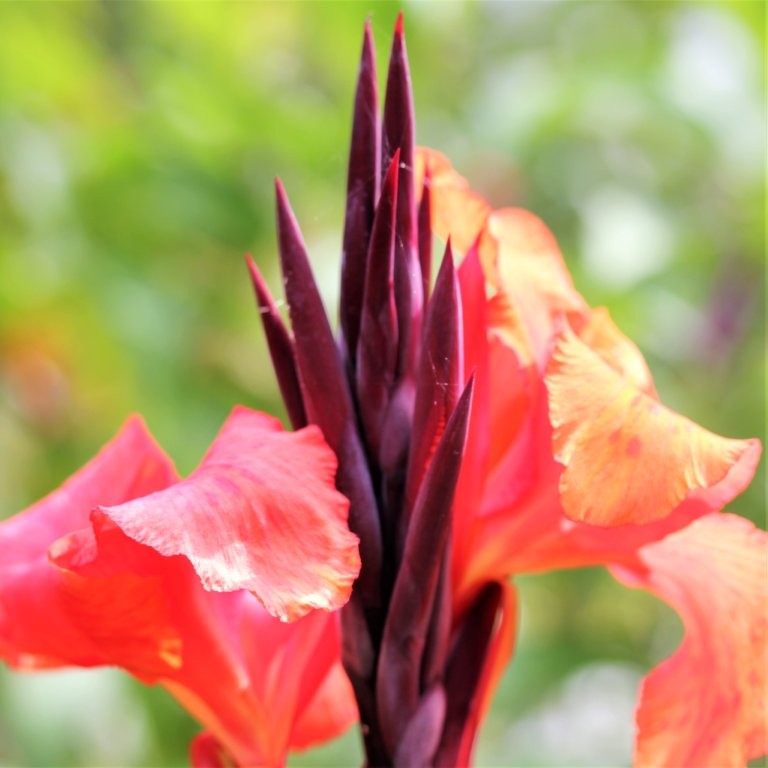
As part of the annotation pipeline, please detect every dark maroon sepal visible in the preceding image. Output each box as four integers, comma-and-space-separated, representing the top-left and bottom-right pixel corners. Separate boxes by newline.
245, 254, 308, 430
418, 172, 433, 306
382, 12, 422, 381
434, 582, 505, 766
404, 241, 464, 517
420, 544, 452, 692
356, 151, 400, 460
275, 180, 383, 606
375, 375, 474, 753
340, 20, 380, 366
393, 683, 447, 767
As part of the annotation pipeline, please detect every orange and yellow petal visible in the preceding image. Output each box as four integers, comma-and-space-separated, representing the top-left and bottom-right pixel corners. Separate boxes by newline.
546, 328, 761, 526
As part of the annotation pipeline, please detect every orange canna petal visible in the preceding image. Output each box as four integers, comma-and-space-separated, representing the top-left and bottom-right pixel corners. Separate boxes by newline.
487, 208, 586, 363
570, 307, 657, 397
418, 146, 587, 368
416, 147, 491, 256
101, 406, 361, 622
546, 328, 761, 526
611, 514, 768, 768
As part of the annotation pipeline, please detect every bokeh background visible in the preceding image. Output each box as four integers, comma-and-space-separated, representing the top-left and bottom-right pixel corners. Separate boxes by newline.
0, 2, 764, 766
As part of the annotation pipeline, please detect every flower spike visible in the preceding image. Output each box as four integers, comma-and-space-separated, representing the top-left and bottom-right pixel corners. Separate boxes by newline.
340, 20, 380, 366
245, 254, 307, 430
274, 180, 382, 607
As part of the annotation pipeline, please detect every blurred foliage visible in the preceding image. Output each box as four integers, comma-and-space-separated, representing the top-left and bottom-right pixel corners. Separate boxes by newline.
0, 1, 764, 766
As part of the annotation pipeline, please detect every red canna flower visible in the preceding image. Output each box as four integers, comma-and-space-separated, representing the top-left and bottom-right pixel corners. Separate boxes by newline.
1, 14, 764, 768
0, 407, 359, 766
251, 16, 765, 767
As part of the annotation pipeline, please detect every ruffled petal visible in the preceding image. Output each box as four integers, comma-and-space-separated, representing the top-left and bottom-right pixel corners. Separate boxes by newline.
487, 208, 586, 361
0, 415, 177, 564
611, 514, 768, 768
57, 516, 350, 767
570, 307, 656, 397
0, 417, 177, 670
100, 406, 361, 621
0, 412, 356, 766
546, 328, 761, 526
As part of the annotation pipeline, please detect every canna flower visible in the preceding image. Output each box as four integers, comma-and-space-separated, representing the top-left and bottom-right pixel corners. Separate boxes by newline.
251, 16, 766, 768
0, 407, 359, 766
1, 13, 764, 768
418, 147, 766, 767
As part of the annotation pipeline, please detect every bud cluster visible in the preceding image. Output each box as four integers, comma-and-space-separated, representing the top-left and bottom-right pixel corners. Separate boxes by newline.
250, 17, 494, 767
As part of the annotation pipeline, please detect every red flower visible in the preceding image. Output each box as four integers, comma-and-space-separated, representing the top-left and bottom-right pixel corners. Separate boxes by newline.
0, 407, 359, 766
243, 17, 764, 766
2, 16, 764, 768
417, 147, 766, 767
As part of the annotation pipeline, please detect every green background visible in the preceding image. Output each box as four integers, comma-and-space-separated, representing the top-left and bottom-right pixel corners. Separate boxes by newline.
0, 2, 764, 766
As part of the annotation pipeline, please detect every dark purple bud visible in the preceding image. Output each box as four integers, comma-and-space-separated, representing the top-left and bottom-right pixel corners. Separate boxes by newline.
341, 592, 390, 766
356, 151, 400, 460
245, 254, 307, 430
404, 242, 464, 518
420, 544, 452, 692
376, 376, 474, 753
418, 173, 432, 305
382, 12, 422, 381
275, 180, 382, 606
434, 583, 504, 767
393, 683, 447, 767
340, 21, 380, 366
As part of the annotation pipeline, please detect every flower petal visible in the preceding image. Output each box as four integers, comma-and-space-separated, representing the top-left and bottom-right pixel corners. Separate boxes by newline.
57, 514, 351, 767
416, 147, 491, 256
546, 328, 761, 526
418, 147, 586, 366
0, 416, 177, 670
100, 406, 361, 621
570, 306, 657, 397
611, 514, 768, 767
487, 208, 586, 361
0, 415, 177, 564
190, 732, 231, 768
290, 662, 358, 750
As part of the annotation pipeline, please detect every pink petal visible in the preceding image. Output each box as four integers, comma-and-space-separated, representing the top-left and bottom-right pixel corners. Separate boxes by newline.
100, 406, 360, 622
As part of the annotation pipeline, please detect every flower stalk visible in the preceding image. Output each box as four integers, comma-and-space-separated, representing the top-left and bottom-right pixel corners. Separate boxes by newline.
252, 16, 486, 765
